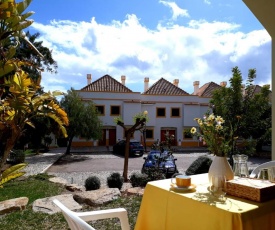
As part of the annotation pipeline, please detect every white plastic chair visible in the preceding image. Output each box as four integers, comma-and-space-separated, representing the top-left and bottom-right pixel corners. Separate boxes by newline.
53, 199, 130, 230
250, 160, 275, 178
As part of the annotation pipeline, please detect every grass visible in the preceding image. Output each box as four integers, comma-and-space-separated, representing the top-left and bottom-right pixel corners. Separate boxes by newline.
0, 174, 142, 230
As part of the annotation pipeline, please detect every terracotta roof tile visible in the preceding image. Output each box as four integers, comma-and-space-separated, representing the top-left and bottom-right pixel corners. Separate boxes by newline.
142, 78, 189, 95
81, 74, 133, 92
195, 82, 221, 97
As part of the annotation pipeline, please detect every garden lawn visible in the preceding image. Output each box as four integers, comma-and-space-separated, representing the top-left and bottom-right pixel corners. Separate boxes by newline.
0, 174, 142, 230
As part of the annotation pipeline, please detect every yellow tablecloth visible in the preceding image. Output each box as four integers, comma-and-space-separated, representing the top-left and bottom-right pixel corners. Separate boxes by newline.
134, 174, 275, 230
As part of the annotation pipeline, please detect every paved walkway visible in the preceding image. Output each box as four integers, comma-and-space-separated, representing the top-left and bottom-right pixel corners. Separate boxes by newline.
24, 146, 272, 177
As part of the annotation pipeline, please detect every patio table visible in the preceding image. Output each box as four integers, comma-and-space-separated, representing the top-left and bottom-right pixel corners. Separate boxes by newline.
134, 173, 275, 230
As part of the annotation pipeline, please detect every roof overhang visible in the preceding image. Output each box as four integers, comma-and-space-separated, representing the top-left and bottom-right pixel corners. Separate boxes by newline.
243, 0, 275, 37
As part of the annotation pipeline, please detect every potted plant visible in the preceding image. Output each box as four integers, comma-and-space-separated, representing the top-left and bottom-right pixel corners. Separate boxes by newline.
191, 113, 234, 180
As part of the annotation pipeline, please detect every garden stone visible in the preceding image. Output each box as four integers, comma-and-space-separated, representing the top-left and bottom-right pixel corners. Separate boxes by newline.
120, 182, 133, 192
73, 188, 121, 206
66, 184, 85, 192
125, 187, 144, 196
49, 176, 68, 185
0, 197, 28, 215
33, 194, 82, 214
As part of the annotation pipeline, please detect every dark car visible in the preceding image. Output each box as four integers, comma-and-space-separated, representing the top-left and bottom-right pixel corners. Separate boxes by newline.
113, 140, 144, 157
142, 150, 178, 178
141, 150, 162, 173
158, 154, 178, 178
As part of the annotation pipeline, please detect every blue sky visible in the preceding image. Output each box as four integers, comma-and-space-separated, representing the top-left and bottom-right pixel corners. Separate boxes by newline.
26, 0, 271, 94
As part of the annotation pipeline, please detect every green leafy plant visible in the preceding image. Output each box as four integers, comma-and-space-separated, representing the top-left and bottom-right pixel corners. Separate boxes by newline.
107, 172, 124, 190
85, 176, 101, 191
185, 156, 212, 175
6, 150, 25, 165
191, 113, 237, 157
129, 172, 149, 187
143, 167, 166, 181
0, 163, 27, 188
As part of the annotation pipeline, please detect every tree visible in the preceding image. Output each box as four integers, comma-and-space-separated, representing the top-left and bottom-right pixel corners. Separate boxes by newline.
60, 89, 102, 155
114, 112, 148, 182
210, 67, 271, 158
0, 0, 68, 171
15, 31, 58, 82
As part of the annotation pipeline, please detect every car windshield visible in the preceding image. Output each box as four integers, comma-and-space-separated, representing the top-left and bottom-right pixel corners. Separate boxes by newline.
131, 142, 140, 146
163, 155, 174, 161
148, 153, 160, 161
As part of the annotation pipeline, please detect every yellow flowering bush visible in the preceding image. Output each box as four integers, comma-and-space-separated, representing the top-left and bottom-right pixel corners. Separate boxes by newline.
191, 113, 232, 157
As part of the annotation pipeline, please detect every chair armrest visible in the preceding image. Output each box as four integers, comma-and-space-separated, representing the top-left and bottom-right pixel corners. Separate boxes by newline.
76, 208, 130, 230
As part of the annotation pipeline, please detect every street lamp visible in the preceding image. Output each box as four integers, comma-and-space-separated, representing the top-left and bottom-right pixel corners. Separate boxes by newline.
143, 110, 148, 153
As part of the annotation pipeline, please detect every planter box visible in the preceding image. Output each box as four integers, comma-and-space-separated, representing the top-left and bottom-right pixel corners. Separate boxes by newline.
226, 178, 275, 202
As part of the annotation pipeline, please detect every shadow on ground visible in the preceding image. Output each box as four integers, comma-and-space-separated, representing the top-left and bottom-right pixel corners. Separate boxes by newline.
54, 155, 90, 165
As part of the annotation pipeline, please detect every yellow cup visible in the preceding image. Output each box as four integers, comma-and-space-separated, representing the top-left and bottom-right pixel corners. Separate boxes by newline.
171, 175, 191, 187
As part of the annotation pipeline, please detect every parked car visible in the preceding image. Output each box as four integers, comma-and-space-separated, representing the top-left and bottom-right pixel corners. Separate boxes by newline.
141, 150, 162, 173
158, 154, 178, 178
113, 140, 144, 157
141, 150, 178, 178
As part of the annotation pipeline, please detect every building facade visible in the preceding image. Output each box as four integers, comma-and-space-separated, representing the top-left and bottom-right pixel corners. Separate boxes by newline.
73, 74, 223, 147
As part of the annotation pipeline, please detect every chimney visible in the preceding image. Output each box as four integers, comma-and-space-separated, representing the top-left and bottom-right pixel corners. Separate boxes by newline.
193, 81, 200, 95
121, 75, 126, 85
87, 74, 92, 85
144, 77, 149, 92
173, 79, 179, 87
220, 81, 227, 87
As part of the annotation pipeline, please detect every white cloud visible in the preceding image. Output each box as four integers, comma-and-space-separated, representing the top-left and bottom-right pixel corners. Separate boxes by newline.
159, 1, 189, 20
31, 13, 271, 94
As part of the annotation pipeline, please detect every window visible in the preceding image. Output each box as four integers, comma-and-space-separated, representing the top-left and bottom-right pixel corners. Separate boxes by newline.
95, 105, 105, 115
145, 129, 154, 139
171, 108, 180, 117
157, 107, 166, 117
110, 105, 120, 116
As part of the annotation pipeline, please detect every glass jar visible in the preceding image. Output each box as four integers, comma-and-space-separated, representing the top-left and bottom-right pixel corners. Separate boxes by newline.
233, 154, 249, 177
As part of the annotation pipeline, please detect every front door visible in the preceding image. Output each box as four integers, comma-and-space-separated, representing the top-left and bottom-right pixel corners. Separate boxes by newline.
161, 130, 176, 146
109, 129, 116, 146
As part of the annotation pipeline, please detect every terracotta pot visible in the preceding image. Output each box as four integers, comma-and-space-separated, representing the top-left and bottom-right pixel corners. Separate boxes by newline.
208, 156, 234, 181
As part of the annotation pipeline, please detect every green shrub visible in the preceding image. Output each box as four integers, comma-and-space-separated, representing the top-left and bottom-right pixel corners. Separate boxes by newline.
85, 176, 101, 191
144, 167, 166, 181
129, 172, 149, 187
185, 156, 212, 175
107, 172, 124, 190
7, 150, 25, 165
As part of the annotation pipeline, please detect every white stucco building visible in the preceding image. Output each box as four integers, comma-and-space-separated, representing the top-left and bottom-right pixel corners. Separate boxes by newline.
74, 74, 224, 147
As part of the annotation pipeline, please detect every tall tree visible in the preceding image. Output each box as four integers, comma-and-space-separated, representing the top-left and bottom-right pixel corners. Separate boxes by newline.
13, 30, 59, 148
0, 0, 68, 171
114, 112, 148, 182
210, 67, 271, 158
15, 31, 58, 82
60, 89, 102, 155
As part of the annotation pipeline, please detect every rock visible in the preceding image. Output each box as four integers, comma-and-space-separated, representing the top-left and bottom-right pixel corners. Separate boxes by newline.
74, 188, 121, 206
120, 182, 133, 193
66, 184, 85, 192
125, 187, 144, 196
33, 194, 82, 214
0, 197, 29, 215
49, 177, 68, 186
